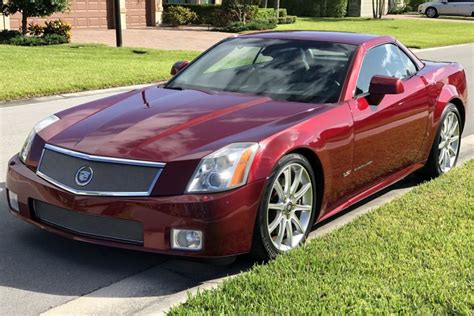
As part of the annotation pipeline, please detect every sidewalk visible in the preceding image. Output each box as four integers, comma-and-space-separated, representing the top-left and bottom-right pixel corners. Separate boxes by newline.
71, 28, 232, 51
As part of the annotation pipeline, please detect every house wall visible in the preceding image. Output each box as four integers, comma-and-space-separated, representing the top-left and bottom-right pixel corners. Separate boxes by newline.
361, 0, 389, 17
1, 15, 10, 30
6, 0, 163, 30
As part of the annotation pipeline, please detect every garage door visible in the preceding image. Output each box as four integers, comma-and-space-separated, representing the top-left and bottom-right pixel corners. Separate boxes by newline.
126, 0, 147, 28
9, 0, 108, 29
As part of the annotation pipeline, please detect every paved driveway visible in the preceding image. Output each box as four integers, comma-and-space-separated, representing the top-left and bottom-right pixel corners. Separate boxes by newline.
71, 28, 232, 51
0, 44, 473, 315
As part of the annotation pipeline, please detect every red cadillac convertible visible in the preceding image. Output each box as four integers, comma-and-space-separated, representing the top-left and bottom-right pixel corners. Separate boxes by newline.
6, 31, 467, 260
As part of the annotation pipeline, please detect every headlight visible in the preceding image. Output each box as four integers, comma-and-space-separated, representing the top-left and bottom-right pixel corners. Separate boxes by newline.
19, 115, 59, 163
186, 143, 259, 193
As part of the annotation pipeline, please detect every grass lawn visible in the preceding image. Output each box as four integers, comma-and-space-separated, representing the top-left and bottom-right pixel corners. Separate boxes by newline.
277, 17, 474, 49
0, 44, 199, 102
170, 160, 474, 315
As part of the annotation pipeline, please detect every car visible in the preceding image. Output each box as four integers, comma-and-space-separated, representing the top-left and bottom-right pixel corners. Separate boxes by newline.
5, 31, 468, 260
418, 0, 474, 18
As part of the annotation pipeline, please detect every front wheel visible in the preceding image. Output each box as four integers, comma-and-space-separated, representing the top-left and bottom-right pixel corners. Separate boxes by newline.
251, 154, 317, 260
426, 7, 439, 18
421, 104, 462, 178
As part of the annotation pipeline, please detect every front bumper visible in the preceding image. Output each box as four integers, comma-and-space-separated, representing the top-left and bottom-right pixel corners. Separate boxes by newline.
6, 155, 266, 257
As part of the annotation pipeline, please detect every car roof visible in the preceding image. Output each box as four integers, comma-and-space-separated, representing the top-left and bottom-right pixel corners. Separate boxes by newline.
238, 30, 393, 46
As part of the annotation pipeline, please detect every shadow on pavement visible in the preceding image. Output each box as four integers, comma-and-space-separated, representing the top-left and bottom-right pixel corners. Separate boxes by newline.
0, 181, 253, 303
0, 174, 426, 303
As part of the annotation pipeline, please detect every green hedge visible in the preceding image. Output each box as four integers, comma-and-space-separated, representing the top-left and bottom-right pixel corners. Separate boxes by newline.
278, 0, 348, 17
408, 0, 428, 10
163, 4, 222, 25
222, 19, 277, 33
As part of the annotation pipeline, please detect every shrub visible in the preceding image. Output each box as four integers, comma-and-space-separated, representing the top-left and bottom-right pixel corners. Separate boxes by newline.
388, 5, 413, 14
5, 33, 67, 46
222, 19, 277, 33
221, 0, 259, 24
278, 0, 347, 17
278, 15, 296, 24
163, 5, 198, 26
42, 34, 68, 45
27, 22, 44, 36
175, 4, 221, 24
43, 19, 72, 41
408, 0, 427, 10
0, 29, 21, 43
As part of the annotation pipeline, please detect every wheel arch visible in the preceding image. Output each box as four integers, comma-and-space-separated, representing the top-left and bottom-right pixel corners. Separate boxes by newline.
425, 6, 438, 17
286, 147, 325, 219
449, 97, 466, 133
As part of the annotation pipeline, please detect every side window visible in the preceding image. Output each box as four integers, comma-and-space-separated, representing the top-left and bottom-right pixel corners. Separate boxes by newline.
356, 44, 417, 96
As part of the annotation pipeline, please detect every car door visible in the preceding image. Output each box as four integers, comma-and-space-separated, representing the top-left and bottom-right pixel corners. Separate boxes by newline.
347, 44, 429, 191
454, 0, 474, 16
442, 0, 463, 15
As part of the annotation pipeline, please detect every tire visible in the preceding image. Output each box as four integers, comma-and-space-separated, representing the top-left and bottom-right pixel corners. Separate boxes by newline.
421, 104, 462, 179
250, 153, 317, 261
426, 7, 439, 18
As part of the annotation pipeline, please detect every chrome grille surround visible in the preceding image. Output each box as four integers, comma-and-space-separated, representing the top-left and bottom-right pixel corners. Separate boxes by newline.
37, 144, 165, 197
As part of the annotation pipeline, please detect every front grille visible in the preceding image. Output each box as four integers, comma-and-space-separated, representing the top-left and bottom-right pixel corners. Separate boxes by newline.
37, 144, 164, 196
33, 200, 143, 244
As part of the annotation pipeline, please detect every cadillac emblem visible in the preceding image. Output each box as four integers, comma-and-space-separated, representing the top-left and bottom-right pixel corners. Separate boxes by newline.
75, 166, 93, 186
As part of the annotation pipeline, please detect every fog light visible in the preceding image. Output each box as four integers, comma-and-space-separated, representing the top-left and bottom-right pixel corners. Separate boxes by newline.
171, 229, 203, 251
8, 191, 19, 212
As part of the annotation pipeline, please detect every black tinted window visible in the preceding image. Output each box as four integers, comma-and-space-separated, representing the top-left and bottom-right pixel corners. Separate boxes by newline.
356, 44, 417, 95
167, 38, 357, 104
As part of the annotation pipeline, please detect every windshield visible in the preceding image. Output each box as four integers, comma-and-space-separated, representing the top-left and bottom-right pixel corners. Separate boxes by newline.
166, 37, 357, 103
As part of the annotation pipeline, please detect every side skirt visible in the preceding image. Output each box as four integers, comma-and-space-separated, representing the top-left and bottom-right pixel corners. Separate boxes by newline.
317, 163, 425, 223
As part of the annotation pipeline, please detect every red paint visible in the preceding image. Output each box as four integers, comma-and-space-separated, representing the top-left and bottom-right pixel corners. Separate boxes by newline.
5, 31, 468, 257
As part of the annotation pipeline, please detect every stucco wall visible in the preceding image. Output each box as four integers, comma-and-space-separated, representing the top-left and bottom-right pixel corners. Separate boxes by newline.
360, 0, 390, 17
1, 15, 10, 30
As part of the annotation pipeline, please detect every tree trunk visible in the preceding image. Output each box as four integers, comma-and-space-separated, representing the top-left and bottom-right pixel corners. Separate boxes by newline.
274, 0, 279, 18
263, 0, 267, 9
21, 12, 28, 35
372, 0, 376, 18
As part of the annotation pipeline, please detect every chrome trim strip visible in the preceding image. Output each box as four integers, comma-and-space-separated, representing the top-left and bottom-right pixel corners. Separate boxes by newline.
36, 170, 162, 197
36, 144, 165, 197
44, 144, 166, 168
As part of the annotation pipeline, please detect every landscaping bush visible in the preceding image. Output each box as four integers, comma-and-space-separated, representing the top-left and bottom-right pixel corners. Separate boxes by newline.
222, 19, 277, 32
162, 5, 198, 26
278, 0, 347, 17
6, 33, 67, 46
388, 5, 413, 14
408, 0, 427, 10
278, 15, 296, 24
27, 22, 44, 36
0, 29, 21, 43
256, 8, 287, 19
43, 19, 72, 41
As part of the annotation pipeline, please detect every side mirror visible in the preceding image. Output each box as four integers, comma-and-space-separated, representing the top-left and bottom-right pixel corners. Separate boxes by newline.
368, 75, 404, 105
170, 60, 189, 76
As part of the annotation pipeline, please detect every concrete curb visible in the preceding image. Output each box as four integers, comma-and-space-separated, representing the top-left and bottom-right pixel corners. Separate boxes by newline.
42, 135, 474, 316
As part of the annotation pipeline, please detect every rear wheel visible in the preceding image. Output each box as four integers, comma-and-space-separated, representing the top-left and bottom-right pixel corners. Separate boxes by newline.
426, 7, 439, 18
421, 104, 461, 178
251, 154, 317, 260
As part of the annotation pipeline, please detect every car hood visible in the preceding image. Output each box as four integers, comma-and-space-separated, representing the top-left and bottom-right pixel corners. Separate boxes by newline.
45, 86, 328, 162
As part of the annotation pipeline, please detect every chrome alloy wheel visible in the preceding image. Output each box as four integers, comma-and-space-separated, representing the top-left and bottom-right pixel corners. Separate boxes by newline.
438, 112, 460, 173
426, 7, 437, 18
266, 163, 313, 252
